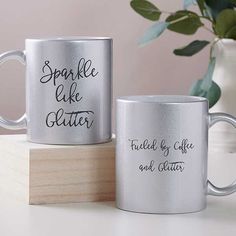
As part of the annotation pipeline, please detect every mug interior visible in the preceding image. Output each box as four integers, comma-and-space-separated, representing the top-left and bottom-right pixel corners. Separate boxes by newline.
117, 95, 207, 104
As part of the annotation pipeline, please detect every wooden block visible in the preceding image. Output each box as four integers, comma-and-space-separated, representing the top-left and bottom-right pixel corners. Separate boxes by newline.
0, 135, 115, 204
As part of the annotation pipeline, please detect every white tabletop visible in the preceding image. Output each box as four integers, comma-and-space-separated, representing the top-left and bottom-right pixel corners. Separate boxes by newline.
1, 151, 236, 236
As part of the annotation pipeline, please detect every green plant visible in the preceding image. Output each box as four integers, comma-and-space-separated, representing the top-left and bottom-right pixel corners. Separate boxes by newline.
131, 0, 236, 107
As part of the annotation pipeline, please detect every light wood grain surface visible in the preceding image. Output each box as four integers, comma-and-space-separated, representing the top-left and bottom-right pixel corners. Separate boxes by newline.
0, 135, 115, 204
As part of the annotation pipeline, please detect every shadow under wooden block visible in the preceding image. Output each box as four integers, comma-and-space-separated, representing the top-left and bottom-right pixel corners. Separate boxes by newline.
0, 135, 115, 204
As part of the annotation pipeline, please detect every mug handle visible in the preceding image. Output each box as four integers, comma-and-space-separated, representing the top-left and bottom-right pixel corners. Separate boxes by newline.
207, 112, 236, 196
0, 50, 27, 130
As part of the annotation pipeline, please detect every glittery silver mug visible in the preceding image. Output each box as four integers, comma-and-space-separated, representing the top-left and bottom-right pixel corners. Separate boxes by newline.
116, 95, 236, 214
0, 37, 112, 144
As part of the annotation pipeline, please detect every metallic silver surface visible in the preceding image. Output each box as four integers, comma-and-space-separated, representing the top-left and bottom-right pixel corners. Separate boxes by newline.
0, 37, 112, 144
207, 112, 236, 196
116, 95, 236, 214
0, 50, 27, 130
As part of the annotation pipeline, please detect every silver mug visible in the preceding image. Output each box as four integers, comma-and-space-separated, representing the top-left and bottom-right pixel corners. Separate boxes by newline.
0, 37, 112, 144
116, 95, 236, 214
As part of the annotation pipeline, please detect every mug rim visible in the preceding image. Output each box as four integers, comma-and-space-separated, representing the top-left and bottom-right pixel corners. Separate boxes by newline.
26, 36, 112, 42
117, 95, 208, 104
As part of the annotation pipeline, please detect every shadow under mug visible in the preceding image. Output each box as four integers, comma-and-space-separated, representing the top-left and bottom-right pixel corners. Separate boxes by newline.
0, 37, 112, 144
116, 95, 236, 214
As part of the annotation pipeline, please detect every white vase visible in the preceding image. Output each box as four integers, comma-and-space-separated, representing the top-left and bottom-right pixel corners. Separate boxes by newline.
210, 39, 236, 153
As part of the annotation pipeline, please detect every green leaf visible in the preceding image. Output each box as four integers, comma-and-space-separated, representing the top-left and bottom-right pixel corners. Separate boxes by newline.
190, 80, 221, 108
225, 25, 236, 39
190, 57, 219, 108
205, 0, 235, 20
207, 81, 221, 107
166, 10, 203, 35
197, 0, 206, 15
139, 22, 169, 45
201, 57, 216, 90
174, 40, 210, 56
130, 0, 161, 21
215, 9, 236, 38
197, 0, 213, 19
184, 0, 197, 9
